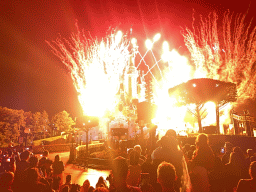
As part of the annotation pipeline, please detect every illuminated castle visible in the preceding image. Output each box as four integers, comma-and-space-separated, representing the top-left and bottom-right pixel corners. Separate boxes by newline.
108, 48, 146, 139
119, 50, 146, 107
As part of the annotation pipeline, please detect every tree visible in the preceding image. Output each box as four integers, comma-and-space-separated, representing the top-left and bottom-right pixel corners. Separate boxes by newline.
52, 110, 75, 133
24, 111, 33, 129
31, 111, 50, 138
32, 112, 42, 134
0, 122, 12, 143
181, 11, 256, 105
40, 110, 50, 138
0, 107, 24, 143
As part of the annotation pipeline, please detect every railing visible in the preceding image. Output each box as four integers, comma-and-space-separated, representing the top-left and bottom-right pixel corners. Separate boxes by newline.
32, 144, 72, 154
76, 142, 105, 159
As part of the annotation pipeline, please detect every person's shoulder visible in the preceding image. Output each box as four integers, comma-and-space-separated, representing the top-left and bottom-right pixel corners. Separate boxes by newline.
45, 160, 53, 165
140, 155, 146, 161
39, 157, 46, 161
237, 179, 253, 191
128, 185, 142, 192
152, 147, 163, 156
152, 147, 161, 152
251, 156, 256, 162
17, 160, 30, 167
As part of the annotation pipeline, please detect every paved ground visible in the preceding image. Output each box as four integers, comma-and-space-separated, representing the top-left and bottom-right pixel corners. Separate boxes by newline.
48, 151, 111, 187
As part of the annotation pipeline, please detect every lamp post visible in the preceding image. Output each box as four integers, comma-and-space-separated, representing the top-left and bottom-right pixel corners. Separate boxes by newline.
83, 123, 89, 167
76, 116, 99, 168
69, 134, 76, 163
24, 128, 30, 147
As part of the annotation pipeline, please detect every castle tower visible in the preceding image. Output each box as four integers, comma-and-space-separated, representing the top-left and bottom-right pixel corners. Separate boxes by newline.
137, 70, 146, 102
124, 52, 138, 102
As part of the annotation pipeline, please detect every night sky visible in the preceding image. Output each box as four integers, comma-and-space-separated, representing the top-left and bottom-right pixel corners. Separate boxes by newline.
0, 0, 255, 118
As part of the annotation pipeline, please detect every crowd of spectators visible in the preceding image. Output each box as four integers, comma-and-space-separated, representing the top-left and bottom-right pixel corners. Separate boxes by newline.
1, 131, 256, 192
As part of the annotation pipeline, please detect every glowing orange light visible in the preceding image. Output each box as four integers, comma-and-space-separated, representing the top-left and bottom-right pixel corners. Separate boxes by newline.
153, 33, 161, 42
162, 41, 169, 53
145, 39, 153, 50
115, 31, 123, 44
131, 38, 137, 46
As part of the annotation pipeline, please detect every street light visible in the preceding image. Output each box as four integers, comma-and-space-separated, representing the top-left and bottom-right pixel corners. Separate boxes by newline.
24, 128, 30, 147
76, 116, 99, 167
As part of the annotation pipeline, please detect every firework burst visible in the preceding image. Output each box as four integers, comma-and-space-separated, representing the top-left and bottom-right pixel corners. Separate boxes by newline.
47, 26, 131, 117
182, 11, 256, 104
48, 21, 239, 135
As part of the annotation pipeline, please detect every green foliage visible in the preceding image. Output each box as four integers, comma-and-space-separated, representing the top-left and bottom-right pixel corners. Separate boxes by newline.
32, 135, 62, 146
89, 149, 117, 159
0, 106, 74, 146
32, 112, 41, 133
31, 111, 50, 138
24, 111, 33, 129
52, 110, 75, 132
0, 107, 23, 143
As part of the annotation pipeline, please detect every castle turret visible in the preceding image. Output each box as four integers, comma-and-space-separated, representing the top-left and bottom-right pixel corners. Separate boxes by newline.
124, 52, 138, 101
137, 70, 146, 102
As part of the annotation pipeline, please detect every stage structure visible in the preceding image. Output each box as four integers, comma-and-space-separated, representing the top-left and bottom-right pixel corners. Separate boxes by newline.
169, 78, 237, 134
232, 110, 255, 136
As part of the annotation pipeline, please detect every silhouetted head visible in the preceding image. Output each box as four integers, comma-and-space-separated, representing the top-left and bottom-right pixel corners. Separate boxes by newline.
29, 156, 39, 167
129, 151, 140, 166
94, 187, 109, 192
233, 146, 245, 159
247, 149, 254, 157
196, 134, 209, 147
112, 156, 128, 180
66, 174, 71, 183
224, 142, 233, 152
0, 171, 14, 188
134, 145, 142, 155
157, 161, 176, 188
88, 186, 95, 192
159, 136, 178, 150
98, 176, 104, 183
20, 150, 30, 161
54, 155, 60, 162
42, 150, 49, 157
165, 129, 176, 138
